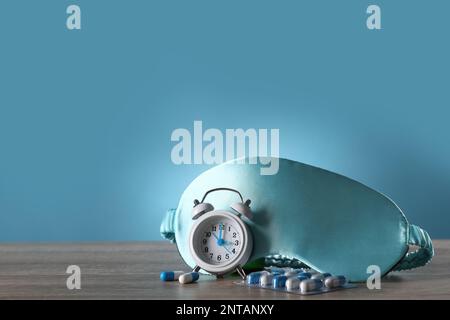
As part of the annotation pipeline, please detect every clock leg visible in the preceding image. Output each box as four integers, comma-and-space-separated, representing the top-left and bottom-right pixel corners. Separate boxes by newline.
192, 265, 201, 272
235, 265, 246, 280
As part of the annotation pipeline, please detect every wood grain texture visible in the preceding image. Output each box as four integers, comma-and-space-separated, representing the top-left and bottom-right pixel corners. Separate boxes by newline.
0, 240, 449, 300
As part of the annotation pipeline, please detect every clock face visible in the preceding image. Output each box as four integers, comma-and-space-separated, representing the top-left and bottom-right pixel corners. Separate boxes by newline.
198, 220, 242, 265
192, 214, 244, 267
189, 210, 253, 275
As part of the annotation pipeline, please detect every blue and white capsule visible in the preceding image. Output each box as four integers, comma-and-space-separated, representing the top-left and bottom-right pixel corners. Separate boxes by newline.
284, 270, 302, 277
324, 276, 347, 288
268, 268, 286, 276
296, 275, 309, 282
286, 277, 301, 290
259, 273, 274, 287
160, 271, 184, 281
179, 272, 200, 284
311, 273, 332, 280
246, 271, 269, 285
298, 272, 312, 279
300, 279, 323, 293
272, 275, 288, 288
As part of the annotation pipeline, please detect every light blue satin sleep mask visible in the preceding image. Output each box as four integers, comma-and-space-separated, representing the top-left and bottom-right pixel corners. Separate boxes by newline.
160, 157, 433, 282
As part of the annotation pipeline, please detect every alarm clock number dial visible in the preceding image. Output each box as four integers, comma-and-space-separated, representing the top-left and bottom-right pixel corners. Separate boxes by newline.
200, 222, 241, 265
190, 210, 252, 275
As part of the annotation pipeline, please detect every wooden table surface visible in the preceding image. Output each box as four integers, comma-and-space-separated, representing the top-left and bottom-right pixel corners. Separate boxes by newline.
0, 240, 449, 299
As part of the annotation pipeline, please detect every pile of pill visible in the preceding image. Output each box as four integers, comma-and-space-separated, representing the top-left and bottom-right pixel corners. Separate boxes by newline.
160, 271, 200, 284
244, 268, 352, 295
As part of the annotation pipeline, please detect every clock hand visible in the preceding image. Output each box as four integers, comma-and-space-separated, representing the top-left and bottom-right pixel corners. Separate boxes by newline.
212, 232, 228, 246
223, 245, 232, 254
218, 224, 223, 244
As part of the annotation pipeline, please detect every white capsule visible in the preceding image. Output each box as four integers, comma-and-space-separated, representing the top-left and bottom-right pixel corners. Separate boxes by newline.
286, 277, 301, 290
259, 273, 274, 287
324, 276, 347, 288
300, 279, 323, 293
179, 272, 199, 284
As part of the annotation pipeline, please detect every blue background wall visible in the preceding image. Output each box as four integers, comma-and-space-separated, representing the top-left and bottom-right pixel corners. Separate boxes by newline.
0, 0, 449, 241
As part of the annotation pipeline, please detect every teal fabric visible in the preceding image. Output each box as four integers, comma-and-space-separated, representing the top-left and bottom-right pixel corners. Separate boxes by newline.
160, 158, 433, 282
393, 224, 434, 271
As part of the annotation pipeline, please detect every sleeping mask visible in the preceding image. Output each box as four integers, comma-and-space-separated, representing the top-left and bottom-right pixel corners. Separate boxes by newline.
160, 157, 433, 282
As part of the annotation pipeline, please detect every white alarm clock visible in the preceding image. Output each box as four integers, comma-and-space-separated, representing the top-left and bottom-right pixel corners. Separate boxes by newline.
189, 188, 253, 279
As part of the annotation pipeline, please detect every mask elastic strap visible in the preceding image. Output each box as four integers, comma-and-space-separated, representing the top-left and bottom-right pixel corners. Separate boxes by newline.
393, 224, 434, 271
160, 208, 177, 243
